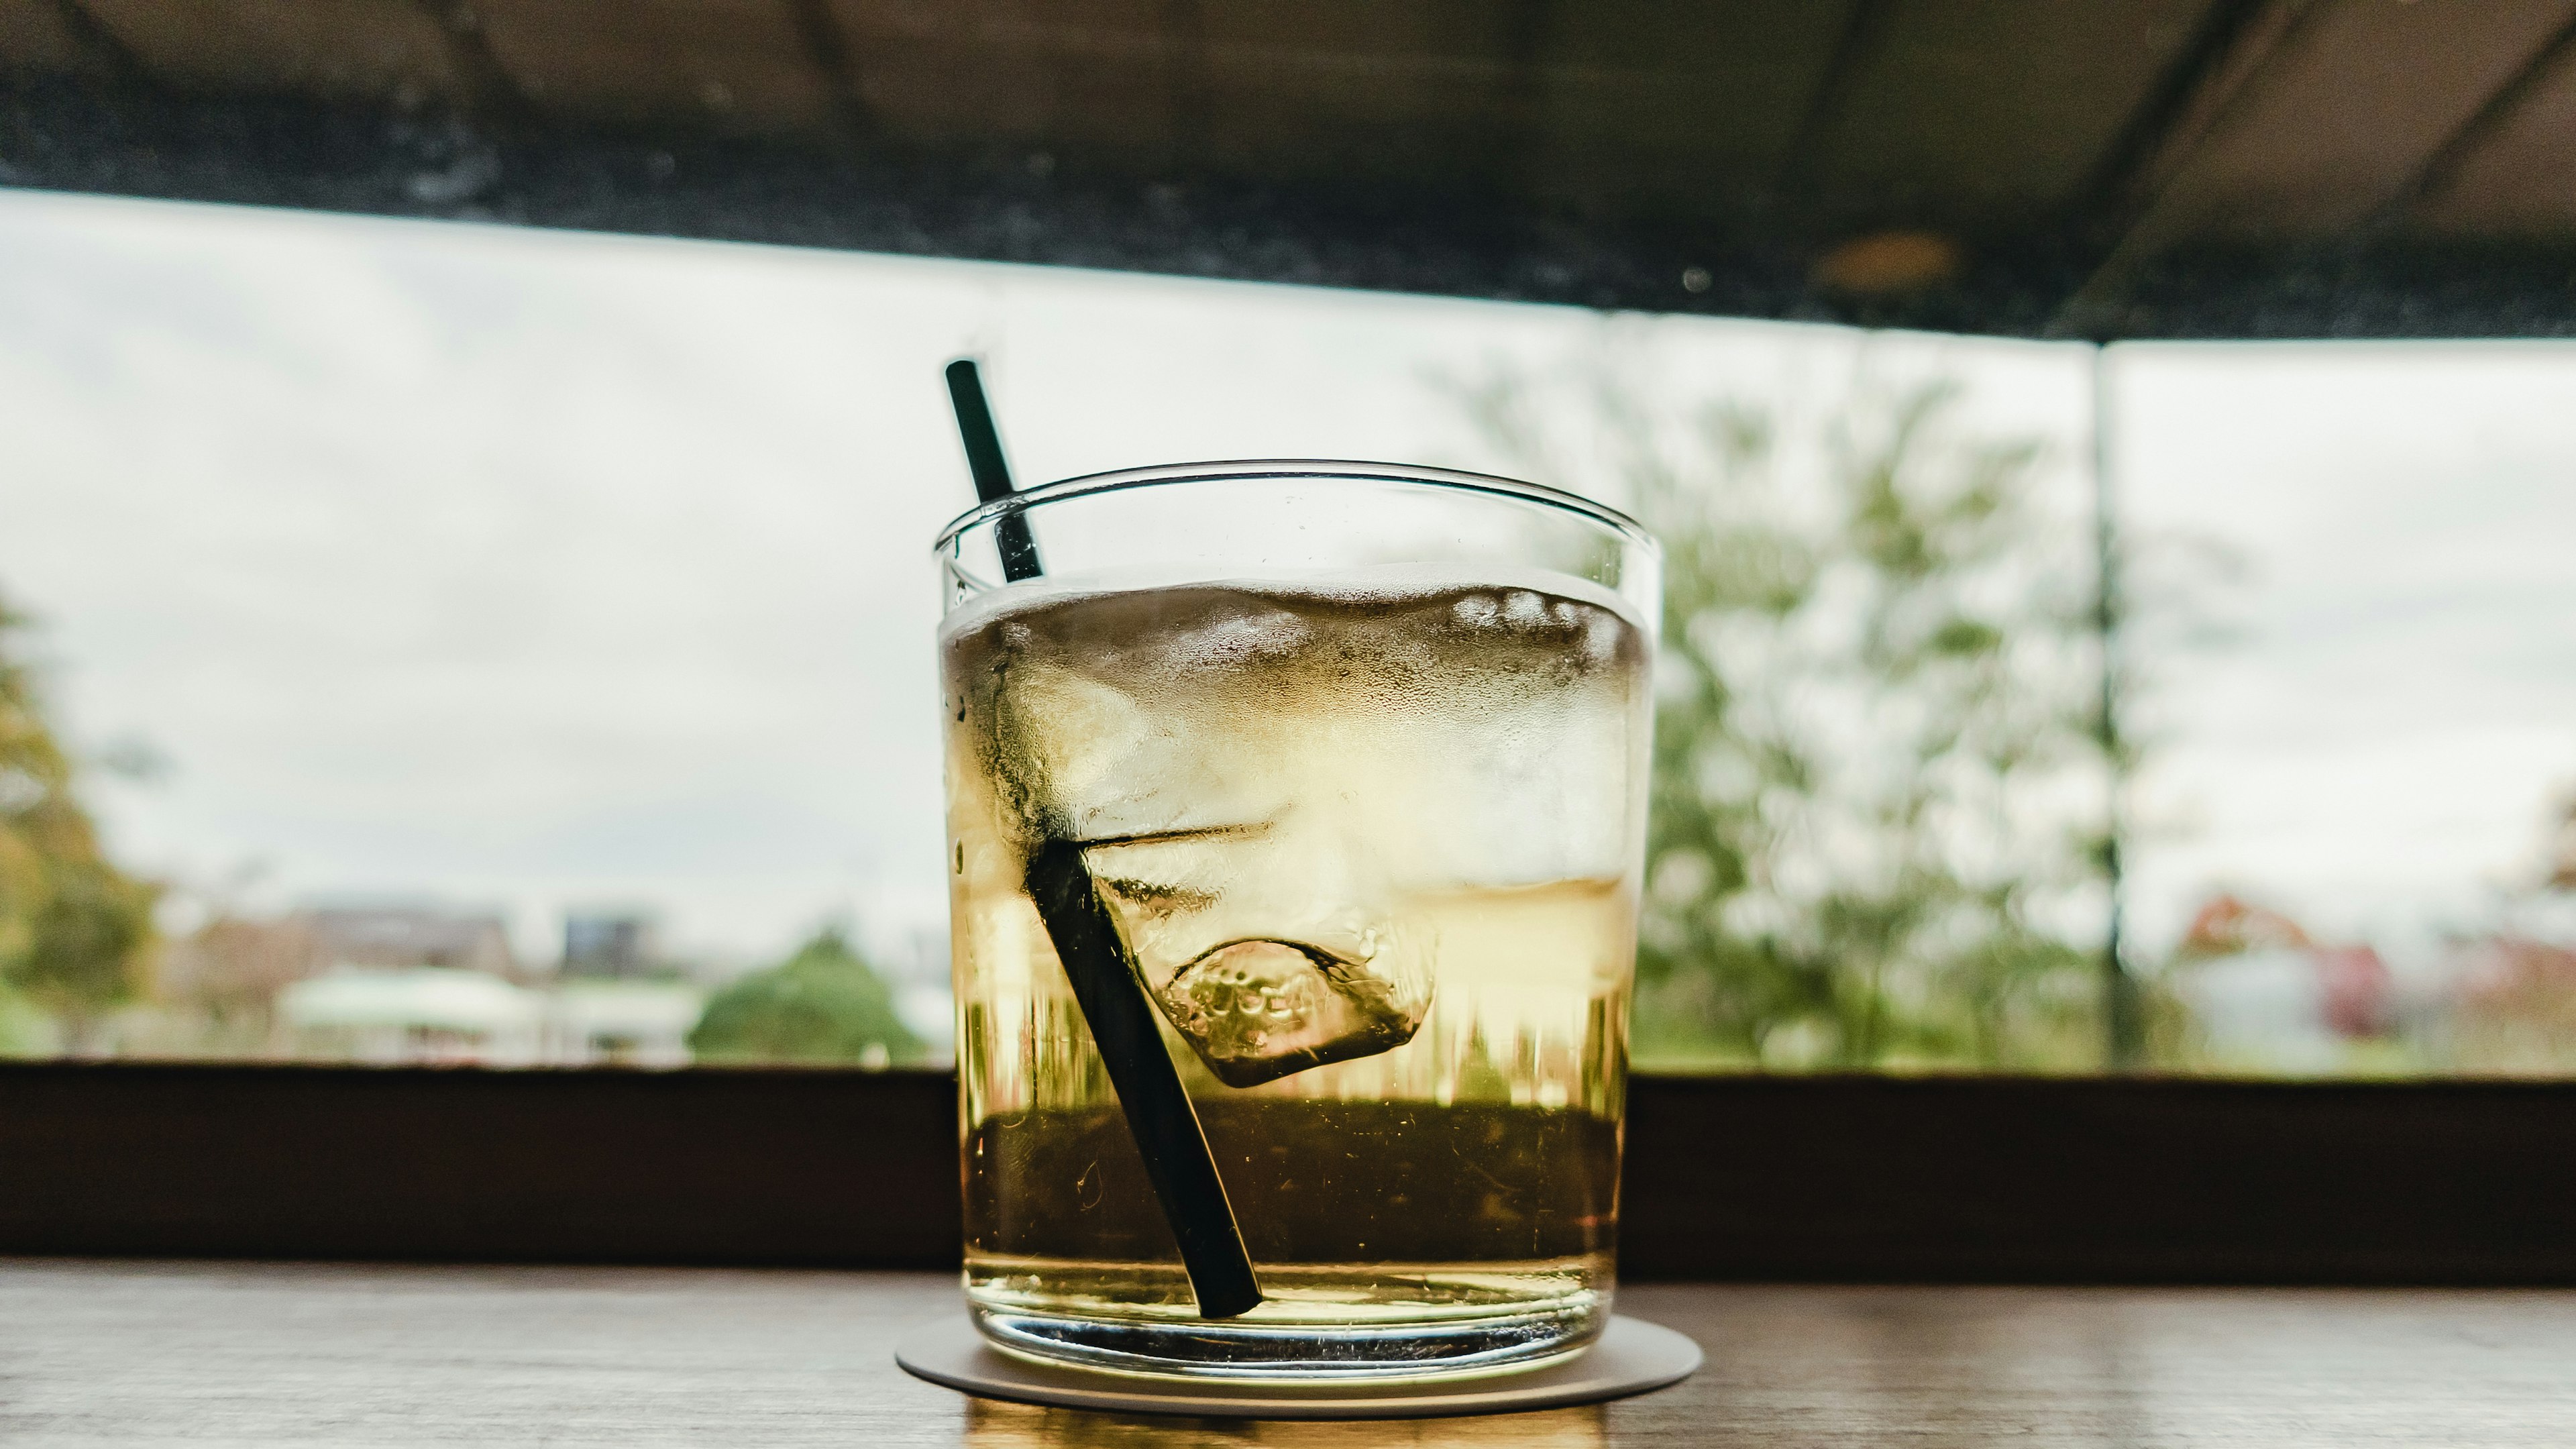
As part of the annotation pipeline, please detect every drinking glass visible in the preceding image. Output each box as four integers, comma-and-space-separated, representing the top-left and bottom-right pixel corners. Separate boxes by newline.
936, 462, 1659, 1380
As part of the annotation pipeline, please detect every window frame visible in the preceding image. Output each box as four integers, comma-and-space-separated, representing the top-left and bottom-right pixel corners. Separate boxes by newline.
13, 11, 2576, 1288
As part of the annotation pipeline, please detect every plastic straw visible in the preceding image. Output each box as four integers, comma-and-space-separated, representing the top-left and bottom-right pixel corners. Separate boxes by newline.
1022, 843, 1263, 1318
943, 360, 1263, 1319
943, 360, 1043, 582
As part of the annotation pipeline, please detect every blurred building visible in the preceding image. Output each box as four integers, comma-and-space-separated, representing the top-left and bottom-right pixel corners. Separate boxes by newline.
563, 911, 666, 979
155, 914, 323, 1034
286, 904, 517, 1063
543, 911, 699, 1063
154, 902, 516, 1055
307, 905, 517, 978
152, 901, 706, 1066
547, 979, 703, 1067
278, 967, 544, 1065
272, 965, 702, 1068
2168, 894, 2394, 1072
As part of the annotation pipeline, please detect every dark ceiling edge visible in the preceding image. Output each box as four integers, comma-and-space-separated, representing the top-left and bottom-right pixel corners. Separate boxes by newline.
1771, 0, 1896, 201
1489, 0, 1556, 201
2377, 10, 2576, 231
0, 68, 2027, 329
407, 0, 538, 123
42, 0, 153, 83
2047, 0, 2321, 338
782, 0, 877, 141
2068, 0, 2277, 232
4, 68, 2576, 339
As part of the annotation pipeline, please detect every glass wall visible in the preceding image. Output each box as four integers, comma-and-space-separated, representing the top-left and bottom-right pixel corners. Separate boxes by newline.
3, 186, 2567, 1075
2117, 345, 2576, 1075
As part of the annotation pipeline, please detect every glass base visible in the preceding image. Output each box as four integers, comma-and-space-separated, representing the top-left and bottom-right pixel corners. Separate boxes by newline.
970, 1296, 1607, 1382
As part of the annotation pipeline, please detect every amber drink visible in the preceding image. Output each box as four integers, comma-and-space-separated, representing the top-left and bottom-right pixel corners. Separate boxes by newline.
936, 463, 1658, 1380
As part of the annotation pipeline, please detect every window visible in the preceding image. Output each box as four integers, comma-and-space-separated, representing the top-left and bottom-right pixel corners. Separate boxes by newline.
6, 189, 2575, 1080
2118, 345, 2576, 1076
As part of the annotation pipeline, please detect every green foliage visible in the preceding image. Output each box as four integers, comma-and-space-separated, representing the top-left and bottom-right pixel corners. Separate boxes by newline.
0, 591, 158, 1038
13, 857, 157, 1016
1467, 372, 2108, 1071
688, 926, 925, 1066
0, 983, 55, 1057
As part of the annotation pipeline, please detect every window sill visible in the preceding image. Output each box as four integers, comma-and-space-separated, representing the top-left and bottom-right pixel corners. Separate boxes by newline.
5, 1064, 2571, 1283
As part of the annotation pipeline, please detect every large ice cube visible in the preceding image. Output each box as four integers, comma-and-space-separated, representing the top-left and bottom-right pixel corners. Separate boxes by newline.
1155, 938, 1421, 1087
1082, 815, 1432, 1087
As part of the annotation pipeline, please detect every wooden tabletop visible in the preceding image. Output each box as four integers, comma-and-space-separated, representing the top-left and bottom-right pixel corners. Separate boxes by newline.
3, 1261, 2571, 1446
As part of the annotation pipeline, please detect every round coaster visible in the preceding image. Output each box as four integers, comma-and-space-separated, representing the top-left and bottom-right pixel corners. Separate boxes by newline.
894, 1314, 1702, 1421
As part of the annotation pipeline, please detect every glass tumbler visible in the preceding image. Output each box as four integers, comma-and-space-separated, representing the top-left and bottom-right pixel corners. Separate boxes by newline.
936, 462, 1660, 1380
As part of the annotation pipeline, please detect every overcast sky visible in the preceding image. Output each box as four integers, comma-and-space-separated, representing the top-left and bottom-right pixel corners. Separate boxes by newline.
2, 187, 2569, 978
2117, 343, 2576, 972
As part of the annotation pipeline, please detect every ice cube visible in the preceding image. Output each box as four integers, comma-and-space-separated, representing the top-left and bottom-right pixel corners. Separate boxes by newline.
1153, 938, 1424, 1087
1083, 819, 1432, 1085
984, 661, 1151, 841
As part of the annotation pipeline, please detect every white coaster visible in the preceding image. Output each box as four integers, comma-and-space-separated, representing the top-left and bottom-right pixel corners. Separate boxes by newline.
894, 1314, 1702, 1421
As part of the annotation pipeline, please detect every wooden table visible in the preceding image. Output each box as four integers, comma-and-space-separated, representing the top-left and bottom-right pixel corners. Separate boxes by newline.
3, 1261, 2571, 1446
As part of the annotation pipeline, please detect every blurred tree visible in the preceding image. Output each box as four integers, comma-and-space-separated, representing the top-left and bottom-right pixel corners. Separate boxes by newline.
688, 926, 924, 1066
0, 590, 159, 1049
1463, 372, 2106, 1070
155, 908, 323, 1051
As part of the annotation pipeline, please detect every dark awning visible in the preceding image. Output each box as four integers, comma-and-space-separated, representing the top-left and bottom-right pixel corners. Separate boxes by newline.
5, 0, 2574, 337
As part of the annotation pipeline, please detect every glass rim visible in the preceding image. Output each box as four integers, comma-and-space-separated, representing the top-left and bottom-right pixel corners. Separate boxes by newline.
930, 458, 1658, 557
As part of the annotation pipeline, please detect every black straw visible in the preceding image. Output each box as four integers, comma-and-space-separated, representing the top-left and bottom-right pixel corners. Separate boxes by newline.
943, 359, 1044, 582
1024, 842, 1263, 1318
943, 359, 1263, 1319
